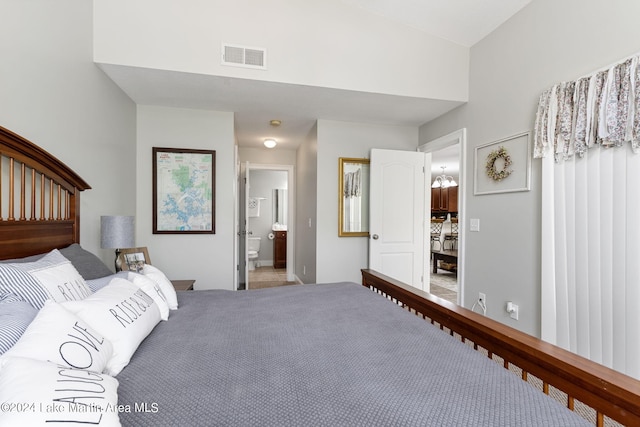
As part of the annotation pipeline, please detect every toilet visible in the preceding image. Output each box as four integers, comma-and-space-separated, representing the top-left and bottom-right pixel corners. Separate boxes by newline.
247, 237, 261, 270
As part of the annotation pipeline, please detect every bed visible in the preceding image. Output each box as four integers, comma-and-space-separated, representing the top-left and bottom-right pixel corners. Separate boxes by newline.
0, 124, 638, 426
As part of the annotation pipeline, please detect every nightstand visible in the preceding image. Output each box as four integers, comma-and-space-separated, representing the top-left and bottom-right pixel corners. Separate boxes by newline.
171, 279, 195, 291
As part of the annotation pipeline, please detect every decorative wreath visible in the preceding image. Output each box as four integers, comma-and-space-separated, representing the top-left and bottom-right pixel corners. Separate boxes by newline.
485, 146, 513, 181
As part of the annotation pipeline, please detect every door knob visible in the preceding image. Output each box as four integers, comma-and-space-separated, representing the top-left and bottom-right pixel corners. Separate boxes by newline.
372, 234, 379, 240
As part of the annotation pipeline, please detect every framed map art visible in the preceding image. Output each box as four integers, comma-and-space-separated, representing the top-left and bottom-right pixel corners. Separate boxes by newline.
152, 147, 216, 234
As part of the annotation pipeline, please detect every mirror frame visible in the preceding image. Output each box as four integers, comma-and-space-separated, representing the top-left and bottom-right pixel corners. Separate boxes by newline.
338, 157, 370, 237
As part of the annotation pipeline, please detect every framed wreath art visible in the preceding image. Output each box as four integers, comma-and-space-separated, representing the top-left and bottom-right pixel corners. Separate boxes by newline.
474, 132, 531, 195
485, 146, 512, 181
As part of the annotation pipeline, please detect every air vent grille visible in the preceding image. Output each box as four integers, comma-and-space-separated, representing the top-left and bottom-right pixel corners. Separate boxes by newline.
222, 44, 266, 70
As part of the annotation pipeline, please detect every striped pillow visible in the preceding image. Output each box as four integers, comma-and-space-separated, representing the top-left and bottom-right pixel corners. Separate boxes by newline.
0, 294, 37, 355
0, 249, 92, 310
0, 265, 49, 309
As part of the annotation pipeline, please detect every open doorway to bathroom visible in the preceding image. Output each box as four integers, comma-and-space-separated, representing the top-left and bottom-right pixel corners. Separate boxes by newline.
239, 163, 296, 290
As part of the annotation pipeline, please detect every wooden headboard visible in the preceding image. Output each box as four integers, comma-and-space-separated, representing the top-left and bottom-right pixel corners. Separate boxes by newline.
0, 126, 90, 260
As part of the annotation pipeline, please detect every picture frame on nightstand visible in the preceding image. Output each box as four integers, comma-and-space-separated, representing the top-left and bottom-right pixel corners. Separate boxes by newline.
117, 247, 151, 273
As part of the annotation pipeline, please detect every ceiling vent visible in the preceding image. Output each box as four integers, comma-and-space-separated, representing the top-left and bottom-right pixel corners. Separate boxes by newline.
222, 43, 267, 70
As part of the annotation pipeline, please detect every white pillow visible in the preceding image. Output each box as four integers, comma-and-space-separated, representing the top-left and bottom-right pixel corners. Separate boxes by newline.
2, 300, 113, 373
85, 272, 129, 293
62, 278, 161, 376
123, 272, 170, 321
142, 264, 178, 310
0, 357, 120, 426
0, 249, 92, 309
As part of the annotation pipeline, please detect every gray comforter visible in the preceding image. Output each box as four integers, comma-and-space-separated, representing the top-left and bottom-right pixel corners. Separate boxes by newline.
116, 282, 590, 426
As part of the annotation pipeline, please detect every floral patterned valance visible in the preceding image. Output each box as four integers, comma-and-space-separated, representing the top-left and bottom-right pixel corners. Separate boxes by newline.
533, 55, 640, 160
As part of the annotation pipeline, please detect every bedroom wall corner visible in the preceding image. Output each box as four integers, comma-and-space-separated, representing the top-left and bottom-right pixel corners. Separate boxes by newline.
136, 105, 235, 290
418, 0, 640, 337
0, 0, 137, 266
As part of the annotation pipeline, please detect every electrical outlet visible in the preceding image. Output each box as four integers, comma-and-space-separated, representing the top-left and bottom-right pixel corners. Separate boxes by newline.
507, 302, 519, 320
511, 305, 519, 320
478, 292, 486, 305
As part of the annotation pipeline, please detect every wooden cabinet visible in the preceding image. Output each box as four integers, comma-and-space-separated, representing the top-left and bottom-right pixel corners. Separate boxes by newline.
431, 187, 448, 211
447, 186, 458, 213
431, 186, 458, 214
273, 231, 287, 269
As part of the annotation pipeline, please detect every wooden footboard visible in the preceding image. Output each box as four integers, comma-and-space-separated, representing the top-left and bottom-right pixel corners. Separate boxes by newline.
361, 269, 640, 427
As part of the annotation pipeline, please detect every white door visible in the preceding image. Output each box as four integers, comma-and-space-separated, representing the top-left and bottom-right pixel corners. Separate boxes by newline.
243, 161, 251, 289
369, 149, 430, 290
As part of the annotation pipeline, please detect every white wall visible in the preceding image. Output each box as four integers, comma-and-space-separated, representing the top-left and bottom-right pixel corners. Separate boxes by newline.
136, 105, 235, 289
316, 120, 418, 284
419, 0, 640, 336
295, 124, 318, 283
239, 147, 296, 166
93, 0, 468, 102
0, 0, 136, 265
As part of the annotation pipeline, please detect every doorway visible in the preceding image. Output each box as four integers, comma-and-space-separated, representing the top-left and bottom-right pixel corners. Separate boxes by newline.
239, 163, 295, 290
418, 129, 466, 305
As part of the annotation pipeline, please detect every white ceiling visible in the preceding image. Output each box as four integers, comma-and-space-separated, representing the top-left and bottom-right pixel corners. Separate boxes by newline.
99, 1, 531, 152
430, 143, 461, 180
339, 0, 531, 47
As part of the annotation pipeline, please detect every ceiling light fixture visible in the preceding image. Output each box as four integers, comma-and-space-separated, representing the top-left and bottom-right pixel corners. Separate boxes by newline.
431, 166, 457, 188
264, 138, 277, 148
270, 119, 281, 127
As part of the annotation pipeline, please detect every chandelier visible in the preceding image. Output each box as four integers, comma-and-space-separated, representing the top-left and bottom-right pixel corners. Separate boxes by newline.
431, 166, 457, 188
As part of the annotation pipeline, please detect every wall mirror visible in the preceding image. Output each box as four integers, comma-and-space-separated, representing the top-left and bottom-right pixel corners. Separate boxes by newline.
338, 157, 370, 237
273, 188, 287, 227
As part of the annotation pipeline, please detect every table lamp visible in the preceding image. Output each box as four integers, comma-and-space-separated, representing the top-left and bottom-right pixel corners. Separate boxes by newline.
100, 215, 135, 272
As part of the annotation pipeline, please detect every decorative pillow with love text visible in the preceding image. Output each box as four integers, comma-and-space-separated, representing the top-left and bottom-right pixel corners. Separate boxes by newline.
2, 300, 113, 373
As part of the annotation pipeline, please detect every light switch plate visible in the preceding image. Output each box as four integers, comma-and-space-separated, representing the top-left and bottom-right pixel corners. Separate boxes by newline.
470, 218, 480, 232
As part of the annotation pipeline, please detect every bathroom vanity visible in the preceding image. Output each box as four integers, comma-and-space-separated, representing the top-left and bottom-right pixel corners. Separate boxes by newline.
274, 231, 287, 269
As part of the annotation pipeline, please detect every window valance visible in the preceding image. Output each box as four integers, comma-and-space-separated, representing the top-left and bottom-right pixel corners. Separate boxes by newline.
533, 54, 640, 160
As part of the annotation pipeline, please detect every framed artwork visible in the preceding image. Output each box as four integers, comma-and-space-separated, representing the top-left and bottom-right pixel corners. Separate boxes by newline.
117, 247, 151, 273
153, 147, 216, 234
474, 132, 531, 195
338, 157, 370, 237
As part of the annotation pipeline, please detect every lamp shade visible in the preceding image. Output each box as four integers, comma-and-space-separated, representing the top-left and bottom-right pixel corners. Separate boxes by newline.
100, 216, 135, 249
